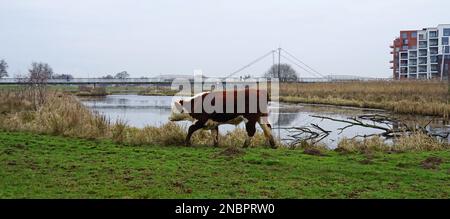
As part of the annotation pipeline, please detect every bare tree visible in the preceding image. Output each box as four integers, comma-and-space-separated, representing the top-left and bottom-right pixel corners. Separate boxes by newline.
264, 64, 298, 82
26, 62, 54, 107
28, 62, 53, 82
114, 71, 130, 79
0, 59, 8, 78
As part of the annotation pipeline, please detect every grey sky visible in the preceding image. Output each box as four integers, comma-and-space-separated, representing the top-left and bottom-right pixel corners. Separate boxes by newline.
1, 0, 449, 78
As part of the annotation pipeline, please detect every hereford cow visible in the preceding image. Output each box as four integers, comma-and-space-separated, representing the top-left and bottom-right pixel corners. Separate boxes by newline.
169, 89, 276, 148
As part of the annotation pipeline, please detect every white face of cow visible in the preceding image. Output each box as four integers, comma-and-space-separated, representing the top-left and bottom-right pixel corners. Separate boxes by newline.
169, 99, 194, 122
169, 92, 209, 122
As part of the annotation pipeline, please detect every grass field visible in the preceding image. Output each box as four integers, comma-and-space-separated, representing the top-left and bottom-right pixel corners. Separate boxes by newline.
0, 131, 449, 198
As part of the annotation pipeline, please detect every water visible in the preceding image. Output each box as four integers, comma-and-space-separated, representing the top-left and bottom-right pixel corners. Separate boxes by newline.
79, 94, 449, 148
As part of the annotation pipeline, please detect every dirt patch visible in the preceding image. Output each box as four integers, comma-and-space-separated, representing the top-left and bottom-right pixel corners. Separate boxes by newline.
303, 148, 325, 156
12, 144, 26, 149
171, 181, 192, 194
359, 159, 373, 165
396, 162, 410, 168
217, 147, 245, 158
6, 160, 17, 166
421, 157, 443, 169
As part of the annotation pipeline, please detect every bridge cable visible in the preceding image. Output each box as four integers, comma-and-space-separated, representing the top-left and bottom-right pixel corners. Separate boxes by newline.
280, 54, 324, 78
281, 48, 326, 78
224, 50, 275, 79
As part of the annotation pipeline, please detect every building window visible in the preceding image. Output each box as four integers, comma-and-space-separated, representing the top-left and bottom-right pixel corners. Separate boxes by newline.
444, 28, 450, 36
430, 56, 438, 63
419, 49, 427, 56
429, 31, 438, 38
430, 48, 438, 55
402, 45, 408, 50
419, 34, 426, 40
443, 37, 449, 45
419, 41, 427, 48
411, 32, 417, 38
430, 39, 439, 46
419, 57, 427, 64
401, 33, 408, 39
445, 46, 450, 54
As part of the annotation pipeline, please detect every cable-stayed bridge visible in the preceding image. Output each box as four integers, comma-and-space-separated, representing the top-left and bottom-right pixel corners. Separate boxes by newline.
0, 48, 386, 85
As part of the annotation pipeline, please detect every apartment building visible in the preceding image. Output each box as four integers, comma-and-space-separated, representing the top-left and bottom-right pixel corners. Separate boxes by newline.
391, 24, 450, 80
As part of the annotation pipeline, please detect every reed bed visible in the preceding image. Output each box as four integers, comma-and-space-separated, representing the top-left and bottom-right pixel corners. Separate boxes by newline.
279, 81, 450, 117
337, 133, 449, 153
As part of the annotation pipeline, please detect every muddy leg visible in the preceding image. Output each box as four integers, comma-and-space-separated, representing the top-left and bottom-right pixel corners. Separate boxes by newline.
211, 125, 219, 147
186, 120, 205, 146
258, 120, 276, 149
243, 120, 256, 148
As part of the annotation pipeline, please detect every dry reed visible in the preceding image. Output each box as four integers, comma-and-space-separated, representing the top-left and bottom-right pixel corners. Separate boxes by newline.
280, 81, 449, 117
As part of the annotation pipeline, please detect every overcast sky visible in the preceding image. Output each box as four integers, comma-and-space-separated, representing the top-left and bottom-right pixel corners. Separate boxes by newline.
1, 0, 449, 78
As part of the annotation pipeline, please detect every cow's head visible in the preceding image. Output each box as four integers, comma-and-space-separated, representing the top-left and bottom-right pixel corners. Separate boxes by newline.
169, 98, 194, 122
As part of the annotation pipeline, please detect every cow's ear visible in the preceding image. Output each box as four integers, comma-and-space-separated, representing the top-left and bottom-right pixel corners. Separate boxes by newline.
179, 100, 184, 105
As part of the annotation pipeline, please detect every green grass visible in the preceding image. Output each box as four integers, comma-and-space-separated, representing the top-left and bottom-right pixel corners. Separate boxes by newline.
0, 131, 449, 198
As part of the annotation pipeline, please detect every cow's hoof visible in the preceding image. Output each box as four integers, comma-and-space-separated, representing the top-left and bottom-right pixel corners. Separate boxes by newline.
269, 141, 277, 149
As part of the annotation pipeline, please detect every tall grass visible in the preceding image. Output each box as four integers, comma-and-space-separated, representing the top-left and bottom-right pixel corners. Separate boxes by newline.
337, 133, 449, 153
280, 81, 449, 117
0, 90, 274, 148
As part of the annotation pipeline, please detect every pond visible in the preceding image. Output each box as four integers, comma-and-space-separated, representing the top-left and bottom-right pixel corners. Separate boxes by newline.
79, 95, 450, 148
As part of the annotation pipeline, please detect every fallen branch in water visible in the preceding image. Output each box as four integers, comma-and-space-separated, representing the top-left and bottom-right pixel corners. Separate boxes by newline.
311, 114, 448, 139
278, 123, 331, 147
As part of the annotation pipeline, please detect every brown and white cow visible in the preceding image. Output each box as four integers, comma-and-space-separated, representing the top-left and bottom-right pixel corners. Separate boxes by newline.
169, 89, 276, 148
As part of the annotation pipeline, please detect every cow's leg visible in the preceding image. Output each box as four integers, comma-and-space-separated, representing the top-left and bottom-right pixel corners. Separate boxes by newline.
243, 120, 256, 148
211, 125, 219, 147
258, 118, 277, 149
186, 120, 205, 146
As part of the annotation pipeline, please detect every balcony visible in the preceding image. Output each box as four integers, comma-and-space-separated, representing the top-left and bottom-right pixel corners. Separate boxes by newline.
418, 66, 427, 73
419, 34, 427, 41
430, 56, 438, 64
419, 41, 427, 48
429, 31, 438, 38
431, 64, 439, 72
429, 39, 439, 46
419, 50, 428, 56
418, 57, 427, 65
400, 68, 408, 74
430, 48, 438, 55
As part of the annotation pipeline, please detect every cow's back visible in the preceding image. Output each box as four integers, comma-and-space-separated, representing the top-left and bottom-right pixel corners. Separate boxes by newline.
189, 88, 269, 122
